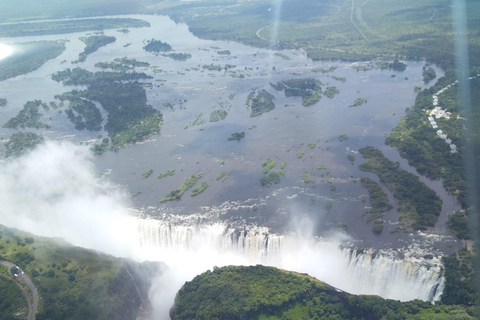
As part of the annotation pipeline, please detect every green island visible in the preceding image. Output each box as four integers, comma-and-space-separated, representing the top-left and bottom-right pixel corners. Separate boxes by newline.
261, 159, 276, 174
307, 143, 316, 149
52, 68, 162, 150
1, 132, 43, 159
296, 150, 305, 158
217, 50, 231, 55
94, 57, 150, 71
274, 52, 291, 60
0, 18, 150, 37
360, 177, 393, 214
260, 172, 281, 186
302, 171, 315, 184
338, 134, 348, 142
140, 169, 153, 180
247, 89, 275, 117
0, 41, 66, 81
347, 154, 356, 162
143, 39, 172, 53
312, 66, 337, 73
388, 59, 407, 71
75, 35, 116, 63
324, 86, 340, 98
422, 65, 437, 84
163, 53, 192, 61
316, 164, 327, 170
373, 219, 384, 233
210, 109, 228, 122
0, 224, 161, 320
65, 98, 103, 131
349, 97, 366, 107
52, 67, 152, 86
228, 132, 245, 141
270, 78, 323, 106
3, 100, 49, 129
191, 182, 208, 196
160, 174, 203, 203
170, 265, 476, 320
331, 75, 347, 83
279, 160, 287, 175
157, 170, 176, 179
359, 146, 442, 230
131, 191, 141, 198
0, 98, 7, 106
215, 171, 226, 181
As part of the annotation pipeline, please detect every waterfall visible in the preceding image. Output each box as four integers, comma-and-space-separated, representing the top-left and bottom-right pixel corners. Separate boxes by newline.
138, 218, 444, 302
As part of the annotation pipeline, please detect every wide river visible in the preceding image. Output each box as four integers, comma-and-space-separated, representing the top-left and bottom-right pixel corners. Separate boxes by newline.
0, 14, 462, 253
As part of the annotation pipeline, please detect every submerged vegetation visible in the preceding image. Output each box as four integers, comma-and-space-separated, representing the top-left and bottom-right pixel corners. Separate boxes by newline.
227, 132, 245, 141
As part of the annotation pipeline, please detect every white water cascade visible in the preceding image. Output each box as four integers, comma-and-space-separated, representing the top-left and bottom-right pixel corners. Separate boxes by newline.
138, 218, 444, 302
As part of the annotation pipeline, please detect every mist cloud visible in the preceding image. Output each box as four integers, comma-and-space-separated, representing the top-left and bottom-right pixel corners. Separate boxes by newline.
0, 140, 139, 258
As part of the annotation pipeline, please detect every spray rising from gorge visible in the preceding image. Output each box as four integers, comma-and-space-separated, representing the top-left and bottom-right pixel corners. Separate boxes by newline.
0, 142, 445, 319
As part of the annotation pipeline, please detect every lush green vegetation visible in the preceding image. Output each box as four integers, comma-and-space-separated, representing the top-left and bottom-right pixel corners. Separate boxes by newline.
210, 109, 228, 122
331, 75, 347, 83
3, 100, 49, 129
296, 150, 305, 158
171, 265, 477, 320
131, 191, 141, 198
52, 67, 151, 86
447, 210, 472, 240
347, 154, 356, 162
360, 177, 393, 214
261, 159, 276, 174
441, 248, 477, 306
359, 146, 442, 230
338, 134, 348, 142
0, 224, 160, 320
271, 78, 323, 106
302, 171, 315, 184
163, 53, 192, 61
0, 270, 26, 320
422, 65, 437, 84
1, 132, 44, 159
0, 18, 150, 37
386, 71, 469, 206
143, 39, 172, 53
65, 98, 103, 131
260, 172, 281, 187
228, 132, 245, 141
247, 89, 275, 117
349, 97, 366, 107
324, 86, 340, 98
160, 174, 202, 203
217, 50, 231, 55
0, 41, 66, 81
216, 171, 226, 181
140, 169, 153, 179
157, 170, 175, 179
389, 59, 407, 71
75, 35, 116, 63
274, 52, 290, 60
0, 98, 7, 106
95, 57, 149, 71
52, 68, 162, 150
373, 219, 384, 233
191, 182, 208, 196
